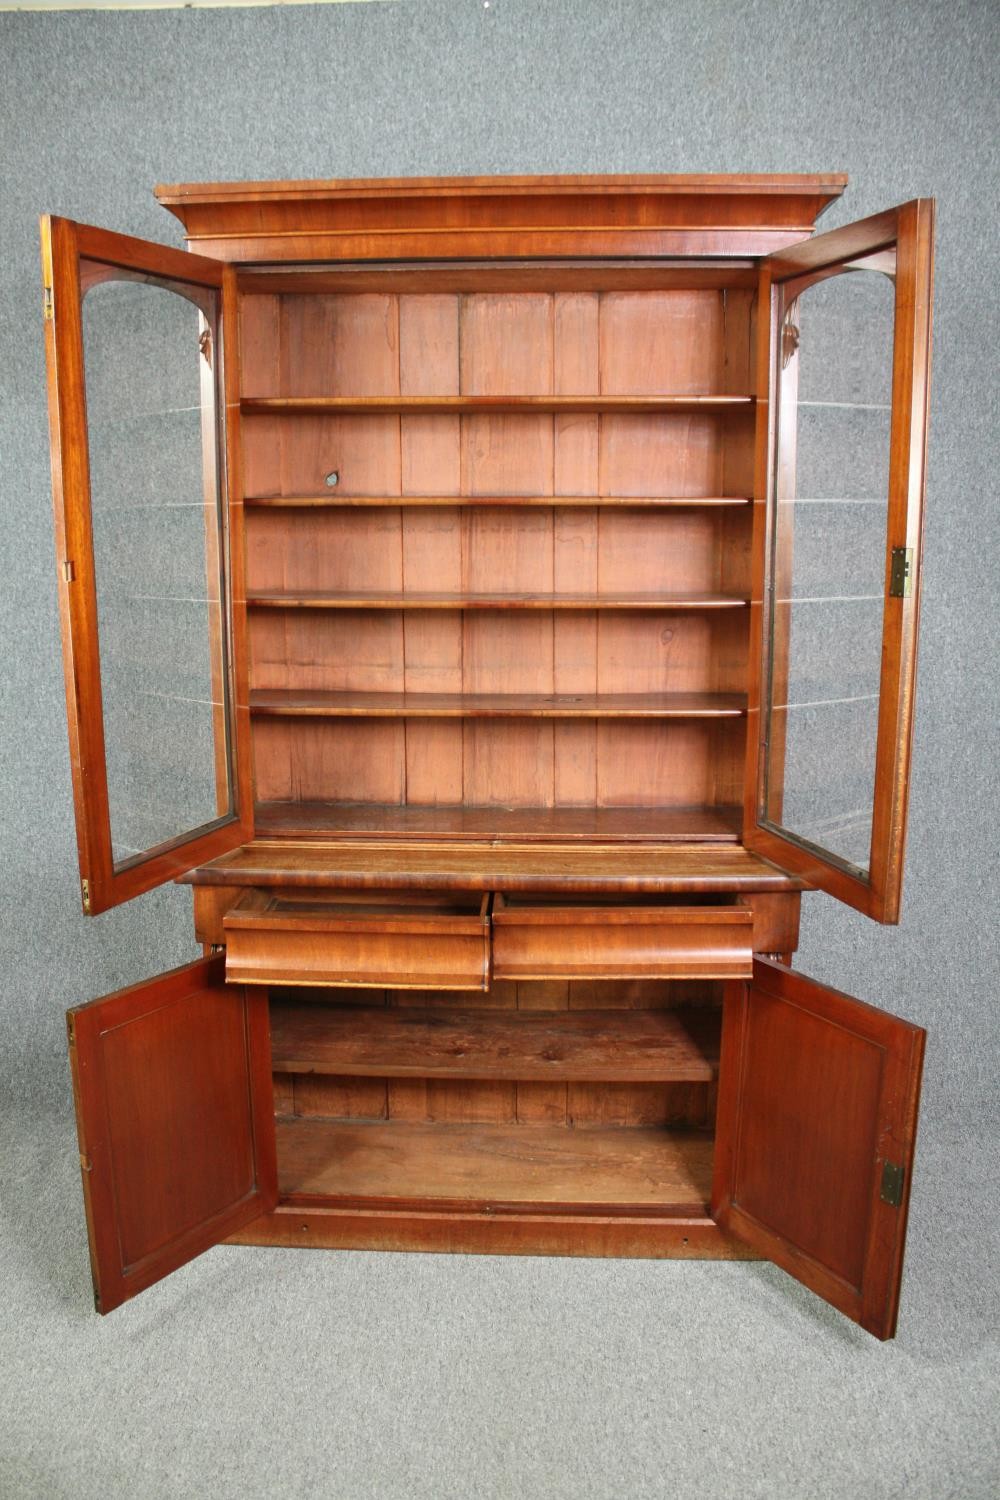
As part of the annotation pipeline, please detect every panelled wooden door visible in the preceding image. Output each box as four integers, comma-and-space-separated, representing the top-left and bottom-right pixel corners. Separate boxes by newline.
712, 957, 925, 1339
40, 217, 253, 914
67, 956, 277, 1313
745, 201, 934, 921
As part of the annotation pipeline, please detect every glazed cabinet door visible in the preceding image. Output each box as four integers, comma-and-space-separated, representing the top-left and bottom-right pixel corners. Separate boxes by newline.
67, 956, 276, 1313
745, 201, 934, 920
41, 217, 253, 914
712, 958, 925, 1339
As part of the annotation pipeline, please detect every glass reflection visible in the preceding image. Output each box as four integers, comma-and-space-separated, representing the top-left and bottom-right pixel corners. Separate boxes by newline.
763, 250, 896, 874
81, 266, 233, 869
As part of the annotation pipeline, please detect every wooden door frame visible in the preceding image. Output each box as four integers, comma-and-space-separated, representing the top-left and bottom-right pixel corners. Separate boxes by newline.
41, 216, 254, 914
743, 201, 934, 921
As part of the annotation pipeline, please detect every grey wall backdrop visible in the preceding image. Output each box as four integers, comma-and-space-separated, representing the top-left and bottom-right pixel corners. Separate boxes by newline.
2, 3, 997, 1497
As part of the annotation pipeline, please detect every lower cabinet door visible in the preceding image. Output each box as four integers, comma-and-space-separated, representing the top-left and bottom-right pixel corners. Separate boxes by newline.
67, 955, 277, 1313
712, 957, 925, 1339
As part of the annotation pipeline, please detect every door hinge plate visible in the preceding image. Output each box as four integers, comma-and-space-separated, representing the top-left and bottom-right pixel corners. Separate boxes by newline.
889, 547, 913, 598
43, 286, 54, 321
880, 1160, 905, 1208
81, 878, 91, 914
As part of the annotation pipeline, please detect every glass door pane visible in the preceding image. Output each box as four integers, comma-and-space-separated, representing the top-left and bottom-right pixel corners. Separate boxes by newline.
762, 251, 896, 873
42, 216, 250, 912
747, 199, 934, 922
80, 263, 234, 870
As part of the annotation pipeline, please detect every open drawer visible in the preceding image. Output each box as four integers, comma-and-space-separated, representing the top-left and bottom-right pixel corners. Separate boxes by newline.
491, 894, 753, 981
223, 889, 492, 990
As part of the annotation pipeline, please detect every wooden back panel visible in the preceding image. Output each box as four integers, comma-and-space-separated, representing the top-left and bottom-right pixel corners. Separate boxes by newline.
239, 279, 754, 820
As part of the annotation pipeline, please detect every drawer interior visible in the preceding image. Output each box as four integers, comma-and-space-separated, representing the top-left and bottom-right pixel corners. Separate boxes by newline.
225, 888, 491, 926
223, 887, 492, 990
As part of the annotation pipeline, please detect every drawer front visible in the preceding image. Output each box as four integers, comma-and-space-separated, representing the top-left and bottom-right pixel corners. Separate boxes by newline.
491, 896, 753, 980
223, 890, 491, 990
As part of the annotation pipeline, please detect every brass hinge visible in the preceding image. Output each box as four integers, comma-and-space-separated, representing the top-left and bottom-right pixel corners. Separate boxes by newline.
880, 1160, 906, 1208
66, 1013, 76, 1047
889, 547, 914, 598
43, 286, 54, 321
79, 1150, 93, 1174
81, 878, 91, 914
61, 560, 75, 583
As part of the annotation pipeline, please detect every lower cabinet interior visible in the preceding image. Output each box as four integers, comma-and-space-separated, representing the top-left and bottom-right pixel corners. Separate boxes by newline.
268, 978, 722, 1228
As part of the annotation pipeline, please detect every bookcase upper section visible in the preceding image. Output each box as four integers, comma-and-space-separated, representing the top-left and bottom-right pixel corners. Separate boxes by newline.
154, 173, 848, 263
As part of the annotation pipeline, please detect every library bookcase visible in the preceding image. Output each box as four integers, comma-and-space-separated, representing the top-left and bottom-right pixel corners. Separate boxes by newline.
40, 174, 933, 1336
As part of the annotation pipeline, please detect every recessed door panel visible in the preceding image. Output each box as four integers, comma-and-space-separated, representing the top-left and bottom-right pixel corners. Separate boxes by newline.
68, 956, 276, 1313
713, 957, 925, 1339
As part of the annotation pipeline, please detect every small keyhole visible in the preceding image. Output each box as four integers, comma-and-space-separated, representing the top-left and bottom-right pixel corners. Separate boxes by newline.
325, 471, 340, 488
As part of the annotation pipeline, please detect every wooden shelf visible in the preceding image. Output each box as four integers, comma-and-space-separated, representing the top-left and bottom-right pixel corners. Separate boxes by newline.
271, 1001, 719, 1082
244, 493, 753, 509
181, 841, 805, 895
253, 802, 743, 843
276, 1118, 715, 1209
246, 590, 749, 612
249, 689, 747, 719
241, 394, 754, 416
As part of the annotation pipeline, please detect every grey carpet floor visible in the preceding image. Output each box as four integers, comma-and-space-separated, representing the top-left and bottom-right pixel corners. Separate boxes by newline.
2, 1101, 997, 1500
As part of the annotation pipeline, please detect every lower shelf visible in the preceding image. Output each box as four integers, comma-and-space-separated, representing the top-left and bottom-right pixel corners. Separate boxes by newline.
270, 1002, 719, 1082
276, 1117, 715, 1211
232, 1117, 745, 1259
254, 801, 743, 843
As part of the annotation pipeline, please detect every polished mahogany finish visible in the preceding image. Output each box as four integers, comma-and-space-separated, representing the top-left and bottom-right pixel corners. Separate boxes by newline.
155, 172, 847, 262
712, 958, 924, 1340
40, 218, 254, 916
181, 840, 805, 894
42, 174, 932, 1335
743, 202, 935, 920
67, 956, 276, 1312
224, 888, 491, 990
491, 894, 753, 980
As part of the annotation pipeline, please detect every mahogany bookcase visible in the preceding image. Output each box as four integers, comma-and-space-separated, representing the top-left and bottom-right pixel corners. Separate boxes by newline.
40, 174, 933, 1336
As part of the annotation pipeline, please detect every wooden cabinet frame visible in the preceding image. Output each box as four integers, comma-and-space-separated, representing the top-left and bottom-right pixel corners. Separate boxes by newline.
40, 175, 934, 1336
